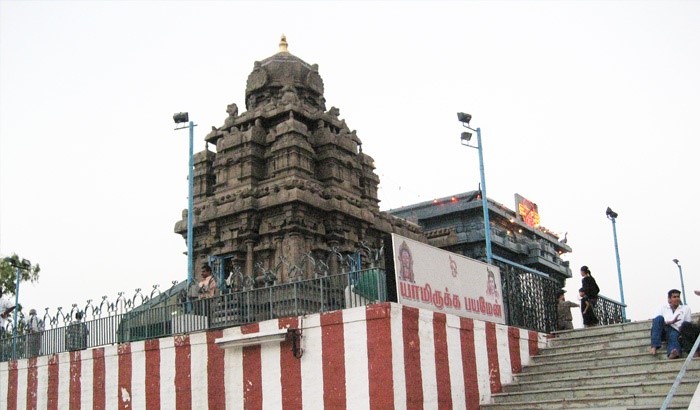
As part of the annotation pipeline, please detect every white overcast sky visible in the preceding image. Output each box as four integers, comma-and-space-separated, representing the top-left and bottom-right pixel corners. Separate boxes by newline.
1, 1, 699, 326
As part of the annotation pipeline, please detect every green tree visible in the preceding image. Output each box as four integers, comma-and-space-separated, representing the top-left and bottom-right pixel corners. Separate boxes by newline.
1, 254, 41, 296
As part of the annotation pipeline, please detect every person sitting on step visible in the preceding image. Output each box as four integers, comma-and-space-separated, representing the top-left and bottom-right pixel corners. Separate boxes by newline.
650, 289, 692, 359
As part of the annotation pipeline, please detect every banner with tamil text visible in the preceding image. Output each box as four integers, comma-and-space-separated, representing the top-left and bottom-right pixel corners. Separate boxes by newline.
392, 233, 505, 324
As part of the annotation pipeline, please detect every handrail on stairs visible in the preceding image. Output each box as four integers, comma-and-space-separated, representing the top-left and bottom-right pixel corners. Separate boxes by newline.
661, 328, 700, 409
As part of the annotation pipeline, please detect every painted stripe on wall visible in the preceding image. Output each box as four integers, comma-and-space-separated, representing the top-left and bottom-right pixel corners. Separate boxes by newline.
81, 349, 94, 409
145, 339, 161, 409
7, 361, 17, 410
300, 314, 322, 410
16, 359, 27, 410
343, 306, 369, 409
159, 337, 175, 410
174, 334, 192, 410
402, 306, 423, 409
104, 345, 119, 409
47, 354, 59, 410
223, 326, 244, 410
207, 329, 225, 410
320, 310, 347, 409
508, 327, 522, 374
57, 352, 70, 408
278, 316, 302, 410
528, 330, 540, 357
36, 355, 49, 410
495, 324, 512, 387
419, 309, 438, 409
445, 315, 466, 410
131, 341, 146, 410
433, 312, 452, 409
241, 322, 262, 410
472, 319, 490, 404
189, 332, 209, 408
70, 351, 82, 409
257, 319, 281, 410
366, 303, 395, 410
26, 357, 38, 409
117, 343, 132, 409
390, 305, 407, 410
485, 322, 501, 393
93, 347, 106, 410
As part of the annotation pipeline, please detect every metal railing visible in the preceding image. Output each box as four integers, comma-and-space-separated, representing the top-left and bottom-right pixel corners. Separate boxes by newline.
495, 256, 626, 333
0, 268, 385, 361
593, 294, 626, 326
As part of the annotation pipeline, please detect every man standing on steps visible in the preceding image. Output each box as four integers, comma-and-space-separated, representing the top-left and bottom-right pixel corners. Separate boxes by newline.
650, 289, 692, 359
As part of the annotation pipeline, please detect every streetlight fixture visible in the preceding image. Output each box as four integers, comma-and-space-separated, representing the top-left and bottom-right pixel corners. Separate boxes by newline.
606, 206, 625, 321
174, 112, 197, 286
3, 257, 31, 359
458, 112, 493, 264
672, 259, 687, 305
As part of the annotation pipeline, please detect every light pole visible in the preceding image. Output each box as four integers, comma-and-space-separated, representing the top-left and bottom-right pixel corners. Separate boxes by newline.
174, 112, 197, 286
3, 257, 31, 359
606, 206, 625, 321
672, 259, 687, 305
458, 112, 493, 265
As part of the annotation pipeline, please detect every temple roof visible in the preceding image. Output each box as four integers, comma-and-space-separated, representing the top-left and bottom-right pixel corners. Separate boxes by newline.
245, 35, 325, 107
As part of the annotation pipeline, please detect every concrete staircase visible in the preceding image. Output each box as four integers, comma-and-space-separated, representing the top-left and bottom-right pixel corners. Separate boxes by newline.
483, 319, 700, 409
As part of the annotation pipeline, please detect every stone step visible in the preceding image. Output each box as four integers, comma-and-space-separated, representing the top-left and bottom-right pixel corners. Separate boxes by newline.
527, 350, 683, 371
538, 334, 650, 359
489, 379, 698, 404
481, 392, 693, 409
505, 367, 700, 392
550, 325, 652, 346
548, 331, 651, 349
552, 319, 655, 339
517, 357, 700, 382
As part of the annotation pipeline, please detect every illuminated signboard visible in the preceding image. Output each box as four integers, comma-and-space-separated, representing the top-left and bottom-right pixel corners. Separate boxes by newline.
392, 234, 504, 324
515, 193, 540, 228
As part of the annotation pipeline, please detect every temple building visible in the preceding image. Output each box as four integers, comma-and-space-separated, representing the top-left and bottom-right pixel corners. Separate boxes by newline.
388, 191, 572, 288
174, 36, 423, 286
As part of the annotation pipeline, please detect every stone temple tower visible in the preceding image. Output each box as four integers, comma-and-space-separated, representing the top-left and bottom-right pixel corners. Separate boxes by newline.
175, 36, 422, 285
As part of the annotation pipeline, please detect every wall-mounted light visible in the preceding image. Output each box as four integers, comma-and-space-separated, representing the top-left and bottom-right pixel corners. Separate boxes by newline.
216, 327, 298, 349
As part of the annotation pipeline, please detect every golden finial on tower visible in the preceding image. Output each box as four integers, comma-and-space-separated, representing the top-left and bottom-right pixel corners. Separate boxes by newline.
279, 34, 288, 53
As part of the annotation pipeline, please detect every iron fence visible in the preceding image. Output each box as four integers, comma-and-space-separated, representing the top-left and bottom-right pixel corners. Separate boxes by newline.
0, 268, 385, 361
593, 294, 626, 325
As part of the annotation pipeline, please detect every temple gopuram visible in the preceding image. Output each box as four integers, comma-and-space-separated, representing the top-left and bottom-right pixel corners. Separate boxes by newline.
174, 36, 423, 286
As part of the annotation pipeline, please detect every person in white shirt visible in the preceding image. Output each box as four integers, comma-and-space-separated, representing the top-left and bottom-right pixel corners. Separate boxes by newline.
650, 289, 692, 359
0, 287, 15, 335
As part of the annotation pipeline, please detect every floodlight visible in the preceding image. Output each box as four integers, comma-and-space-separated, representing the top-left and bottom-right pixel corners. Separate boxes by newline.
605, 207, 618, 219
173, 112, 189, 124
461, 132, 472, 143
457, 112, 472, 125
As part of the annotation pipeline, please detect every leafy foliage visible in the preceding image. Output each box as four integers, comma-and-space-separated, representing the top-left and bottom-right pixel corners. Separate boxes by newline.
0, 254, 41, 297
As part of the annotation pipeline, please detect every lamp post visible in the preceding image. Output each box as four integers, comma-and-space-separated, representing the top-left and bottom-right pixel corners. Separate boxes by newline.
174, 112, 197, 286
3, 257, 31, 359
672, 259, 687, 305
606, 206, 625, 321
458, 112, 493, 265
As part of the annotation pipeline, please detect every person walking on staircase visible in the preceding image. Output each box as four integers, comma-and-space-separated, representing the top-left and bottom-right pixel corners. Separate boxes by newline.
650, 289, 692, 359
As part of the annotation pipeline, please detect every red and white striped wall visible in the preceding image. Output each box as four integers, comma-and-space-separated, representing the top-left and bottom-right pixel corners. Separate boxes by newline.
0, 302, 545, 409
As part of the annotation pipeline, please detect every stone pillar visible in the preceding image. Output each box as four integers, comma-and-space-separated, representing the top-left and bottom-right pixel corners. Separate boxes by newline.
329, 241, 339, 276
245, 240, 255, 279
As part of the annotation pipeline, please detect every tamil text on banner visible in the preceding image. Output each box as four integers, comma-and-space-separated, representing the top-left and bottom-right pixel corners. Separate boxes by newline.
392, 233, 505, 324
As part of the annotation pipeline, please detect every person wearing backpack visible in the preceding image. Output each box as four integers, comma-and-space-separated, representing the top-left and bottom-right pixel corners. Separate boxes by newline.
25, 308, 43, 357
580, 265, 600, 308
